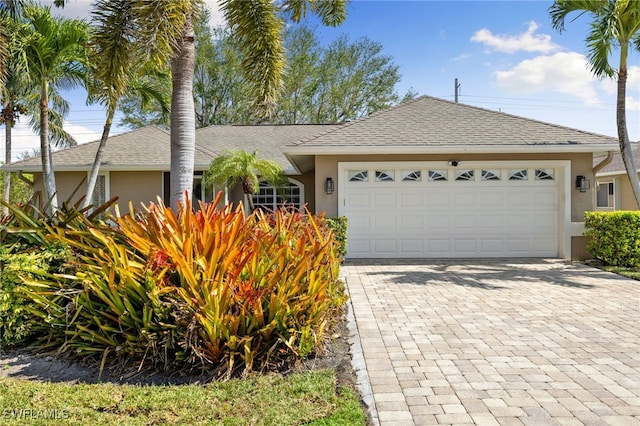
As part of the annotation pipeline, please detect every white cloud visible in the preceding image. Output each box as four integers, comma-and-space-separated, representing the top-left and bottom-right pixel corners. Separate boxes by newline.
53, 0, 225, 28
452, 53, 470, 62
626, 95, 640, 112
494, 51, 601, 104
471, 21, 559, 54
0, 120, 101, 162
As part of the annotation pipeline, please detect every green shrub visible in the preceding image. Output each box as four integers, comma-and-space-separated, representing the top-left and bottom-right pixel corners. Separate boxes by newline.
325, 216, 347, 258
584, 211, 640, 268
0, 243, 72, 347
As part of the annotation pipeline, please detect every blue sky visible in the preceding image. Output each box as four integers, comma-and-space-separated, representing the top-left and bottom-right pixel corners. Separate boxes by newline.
3, 0, 639, 161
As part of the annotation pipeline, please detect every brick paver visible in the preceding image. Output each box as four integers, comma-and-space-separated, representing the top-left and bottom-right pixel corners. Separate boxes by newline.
343, 259, 640, 426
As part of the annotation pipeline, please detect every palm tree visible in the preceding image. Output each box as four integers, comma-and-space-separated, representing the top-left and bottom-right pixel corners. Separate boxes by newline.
90, 0, 346, 210
550, 0, 640, 207
82, 0, 169, 209
203, 149, 288, 211
17, 5, 89, 212
1, 0, 28, 216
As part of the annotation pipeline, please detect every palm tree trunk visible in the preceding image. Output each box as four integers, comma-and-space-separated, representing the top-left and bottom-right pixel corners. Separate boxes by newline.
169, 13, 196, 211
2, 104, 12, 217
616, 59, 640, 208
83, 106, 114, 209
40, 82, 58, 213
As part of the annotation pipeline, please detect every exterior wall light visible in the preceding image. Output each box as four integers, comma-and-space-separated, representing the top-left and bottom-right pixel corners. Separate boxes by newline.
324, 177, 335, 195
576, 175, 590, 192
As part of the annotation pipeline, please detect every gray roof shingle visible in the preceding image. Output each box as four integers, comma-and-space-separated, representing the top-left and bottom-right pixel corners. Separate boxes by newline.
285, 95, 618, 154
2, 124, 343, 173
595, 142, 640, 174
195, 124, 343, 172
3, 126, 171, 171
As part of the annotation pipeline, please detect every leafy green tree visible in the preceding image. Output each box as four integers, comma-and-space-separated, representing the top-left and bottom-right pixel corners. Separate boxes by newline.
279, 30, 403, 123
203, 149, 288, 211
276, 25, 322, 124
16, 5, 89, 213
121, 22, 407, 128
550, 0, 640, 206
0, 166, 31, 210
193, 12, 254, 127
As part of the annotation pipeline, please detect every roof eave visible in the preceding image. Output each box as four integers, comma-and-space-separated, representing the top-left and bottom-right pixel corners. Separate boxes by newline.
284, 143, 620, 156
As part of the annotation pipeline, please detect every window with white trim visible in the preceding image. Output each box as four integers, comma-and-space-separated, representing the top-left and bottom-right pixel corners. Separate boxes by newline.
91, 174, 107, 207
596, 180, 615, 209
252, 179, 303, 212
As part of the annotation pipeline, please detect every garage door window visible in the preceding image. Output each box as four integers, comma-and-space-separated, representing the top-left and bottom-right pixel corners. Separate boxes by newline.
481, 169, 501, 181
535, 169, 554, 180
509, 169, 528, 180
375, 170, 395, 181
428, 170, 447, 181
455, 169, 475, 181
348, 170, 368, 182
401, 170, 422, 181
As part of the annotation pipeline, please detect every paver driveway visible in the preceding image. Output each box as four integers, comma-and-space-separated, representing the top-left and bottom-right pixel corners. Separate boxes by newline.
342, 259, 640, 426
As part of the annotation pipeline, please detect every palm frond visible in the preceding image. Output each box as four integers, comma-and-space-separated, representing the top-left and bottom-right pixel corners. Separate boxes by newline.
221, 0, 286, 118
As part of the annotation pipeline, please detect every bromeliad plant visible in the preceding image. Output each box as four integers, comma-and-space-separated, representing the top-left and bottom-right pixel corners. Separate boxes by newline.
14, 192, 346, 377
117, 193, 346, 375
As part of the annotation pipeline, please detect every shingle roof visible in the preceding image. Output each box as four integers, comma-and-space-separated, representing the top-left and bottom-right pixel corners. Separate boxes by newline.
3, 126, 171, 171
2, 124, 343, 173
285, 95, 618, 154
195, 124, 343, 172
595, 142, 640, 175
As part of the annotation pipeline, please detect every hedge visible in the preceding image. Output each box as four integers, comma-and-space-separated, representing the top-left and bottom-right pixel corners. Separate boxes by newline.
584, 211, 640, 268
325, 216, 347, 258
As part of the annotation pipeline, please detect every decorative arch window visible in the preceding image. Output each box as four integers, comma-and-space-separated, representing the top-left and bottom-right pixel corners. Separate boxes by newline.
535, 169, 555, 180
455, 169, 474, 181
401, 170, 421, 181
375, 170, 395, 182
348, 170, 369, 182
508, 169, 528, 181
481, 170, 501, 181
428, 170, 448, 181
252, 179, 304, 212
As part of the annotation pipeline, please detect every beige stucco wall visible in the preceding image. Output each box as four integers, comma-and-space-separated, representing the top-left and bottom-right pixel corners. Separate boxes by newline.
110, 171, 163, 210
32, 171, 87, 206
32, 171, 164, 212
617, 173, 640, 210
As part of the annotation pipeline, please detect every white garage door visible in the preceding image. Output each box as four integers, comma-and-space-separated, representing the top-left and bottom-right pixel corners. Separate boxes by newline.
340, 162, 561, 258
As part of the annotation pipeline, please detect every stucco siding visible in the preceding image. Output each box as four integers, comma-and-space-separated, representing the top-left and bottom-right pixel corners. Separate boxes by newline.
618, 174, 640, 210
110, 171, 163, 210
32, 172, 87, 205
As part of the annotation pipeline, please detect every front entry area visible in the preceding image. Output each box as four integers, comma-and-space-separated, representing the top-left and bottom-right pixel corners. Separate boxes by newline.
339, 161, 569, 258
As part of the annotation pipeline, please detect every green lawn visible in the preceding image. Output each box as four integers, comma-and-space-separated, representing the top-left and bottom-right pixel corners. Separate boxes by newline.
600, 265, 640, 281
0, 370, 366, 425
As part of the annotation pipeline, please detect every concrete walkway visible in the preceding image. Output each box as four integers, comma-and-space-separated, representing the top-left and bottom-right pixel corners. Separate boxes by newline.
342, 259, 640, 426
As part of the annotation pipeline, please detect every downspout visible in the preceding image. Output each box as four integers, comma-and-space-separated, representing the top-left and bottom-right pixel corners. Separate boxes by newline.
593, 151, 615, 175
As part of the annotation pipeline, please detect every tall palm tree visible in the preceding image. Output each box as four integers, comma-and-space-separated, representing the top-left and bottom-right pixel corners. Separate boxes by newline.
550, 0, 640, 206
91, 0, 346, 210
17, 5, 89, 212
1, 0, 27, 216
83, 0, 169, 208
203, 149, 288, 211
